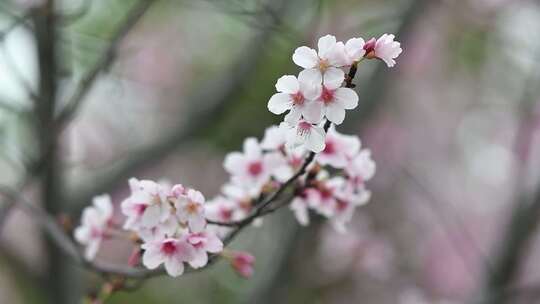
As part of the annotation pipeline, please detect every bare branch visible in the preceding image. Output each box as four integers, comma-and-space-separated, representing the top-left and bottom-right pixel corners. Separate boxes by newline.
56, 0, 157, 126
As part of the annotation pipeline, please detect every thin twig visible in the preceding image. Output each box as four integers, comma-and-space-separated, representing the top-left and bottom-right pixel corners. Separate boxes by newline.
56, 0, 156, 127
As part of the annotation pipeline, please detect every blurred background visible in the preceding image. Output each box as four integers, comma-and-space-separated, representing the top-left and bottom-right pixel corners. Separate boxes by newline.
1, 0, 540, 303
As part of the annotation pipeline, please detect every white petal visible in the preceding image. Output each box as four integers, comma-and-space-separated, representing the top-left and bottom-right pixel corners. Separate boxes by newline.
333, 88, 358, 109
305, 125, 326, 153
325, 103, 346, 125
243, 137, 261, 158
292, 46, 318, 69
298, 68, 322, 86
301, 101, 323, 124
141, 204, 161, 227
205, 235, 224, 253
323, 68, 345, 89
327, 42, 348, 67
142, 247, 163, 269
275, 75, 299, 93
223, 152, 245, 174
345, 37, 366, 61
189, 250, 209, 268
164, 257, 184, 277
74, 226, 90, 244
317, 35, 337, 58
267, 93, 292, 114
189, 216, 206, 233
93, 195, 113, 218
284, 108, 302, 124
85, 241, 100, 261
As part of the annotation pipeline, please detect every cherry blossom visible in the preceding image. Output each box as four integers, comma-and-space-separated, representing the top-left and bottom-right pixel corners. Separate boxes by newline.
174, 188, 207, 232
313, 68, 359, 125
332, 37, 367, 66
74, 194, 113, 260
186, 231, 223, 268
346, 149, 376, 190
141, 236, 196, 277
292, 34, 345, 83
267, 73, 322, 124
364, 34, 402, 67
260, 125, 287, 151
281, 120, 326, 153
290, 188, 317, 226
224, 137, 280, 188
121, 178, 171, 231
316, 126, 361, 168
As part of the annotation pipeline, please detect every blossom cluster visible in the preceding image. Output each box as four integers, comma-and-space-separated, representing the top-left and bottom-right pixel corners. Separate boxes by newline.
73, 33, 400, 279
269, 34, 401, 153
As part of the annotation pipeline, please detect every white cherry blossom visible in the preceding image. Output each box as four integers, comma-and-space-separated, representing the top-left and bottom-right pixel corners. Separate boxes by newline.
175, 188, 207, 232
316, 127, 361, 168
292, 34, 346, 83
267, 72, 322, 123
224, 137, 280, 188
141, 236, 195, 277
121, 178, 171, 231
364, 34, 402, 67
74, 195, 113, 260
313, 68, 359, 125
281, 120, 326, 153
186, 231, 223, 268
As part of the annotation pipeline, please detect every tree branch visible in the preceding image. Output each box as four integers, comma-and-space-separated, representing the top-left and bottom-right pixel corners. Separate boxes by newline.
56, 0, 157, 127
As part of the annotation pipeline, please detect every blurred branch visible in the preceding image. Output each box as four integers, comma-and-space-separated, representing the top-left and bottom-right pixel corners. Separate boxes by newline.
474, 47, 540, 304
65, 0, 292, 214
56, 0, 157, 127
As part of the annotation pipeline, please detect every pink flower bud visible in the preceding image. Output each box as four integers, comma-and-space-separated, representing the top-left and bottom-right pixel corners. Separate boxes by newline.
230, 251, 255, 278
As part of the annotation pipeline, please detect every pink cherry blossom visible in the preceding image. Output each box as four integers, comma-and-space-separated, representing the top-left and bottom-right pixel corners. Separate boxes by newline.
292, 34, 346, 83
224, 137, 280, 188
261, 125, 287, 151
267, 72, 322, 123
364, 34, 402, 67
74, 195, 113, 260
141, 236, 196, 277
345, 149, 376, 189
175, 188, 207, 232
316, 127, 361, 168
186, 231, 223, 268
121, 178, 171, 231
312, 68, 359, 125
281, 120, 326, 153
290, 188, 318, 226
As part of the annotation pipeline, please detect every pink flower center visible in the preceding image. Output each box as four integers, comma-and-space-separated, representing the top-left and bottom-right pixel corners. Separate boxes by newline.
321, 86, 335, 104
289, 155, 303, 168
297, 121, 312, 137
161, 241, 177, 256
320, 188, 333, 200
135, 204, 147, 215
90, 227, 103, 239
248, 161, 263, 176
322, 140, 335, 155
336, 199, 348, 212
219, 207, 233, 220
291, 92, 305, 105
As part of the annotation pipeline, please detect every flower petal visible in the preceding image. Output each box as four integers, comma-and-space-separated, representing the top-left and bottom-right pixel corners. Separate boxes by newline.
334, 88, 358, 109
305, 125, 326, 153
323, 68, 345, 89
317, 34, 337, 58
164, 257, 185, 277
142, 247, 163, 269
301, 101, 323, 124
267, 93, 292, 114
345, 37, 366, 61
292, 46, 318, 69
325, 103, 346, 125
275, 75, 299, 93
